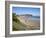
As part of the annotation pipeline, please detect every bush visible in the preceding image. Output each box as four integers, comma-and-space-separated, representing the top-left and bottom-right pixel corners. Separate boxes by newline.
12, 13, 20, 23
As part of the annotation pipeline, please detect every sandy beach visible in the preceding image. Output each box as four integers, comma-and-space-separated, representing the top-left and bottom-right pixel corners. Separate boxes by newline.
17, 16, 40, 30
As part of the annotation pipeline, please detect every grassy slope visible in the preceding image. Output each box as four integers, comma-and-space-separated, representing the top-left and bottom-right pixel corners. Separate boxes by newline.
12, 13, 28, 31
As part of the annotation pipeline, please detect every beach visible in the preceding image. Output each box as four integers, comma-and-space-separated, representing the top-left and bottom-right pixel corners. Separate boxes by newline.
17, 16, 40, 30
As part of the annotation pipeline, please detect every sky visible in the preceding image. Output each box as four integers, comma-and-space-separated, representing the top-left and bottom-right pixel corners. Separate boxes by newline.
12, 7, 40, 16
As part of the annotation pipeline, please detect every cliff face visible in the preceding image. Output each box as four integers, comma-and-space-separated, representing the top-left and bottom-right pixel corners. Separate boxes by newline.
17, 15, 32, 26
17, 14, 32, 21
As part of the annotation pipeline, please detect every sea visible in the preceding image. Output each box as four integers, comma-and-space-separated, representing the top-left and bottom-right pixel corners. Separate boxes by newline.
31, 16, 40, 20
27, 16, 40, 21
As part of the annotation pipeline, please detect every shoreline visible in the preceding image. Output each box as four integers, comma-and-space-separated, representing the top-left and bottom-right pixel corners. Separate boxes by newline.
17, 16, 40, 30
